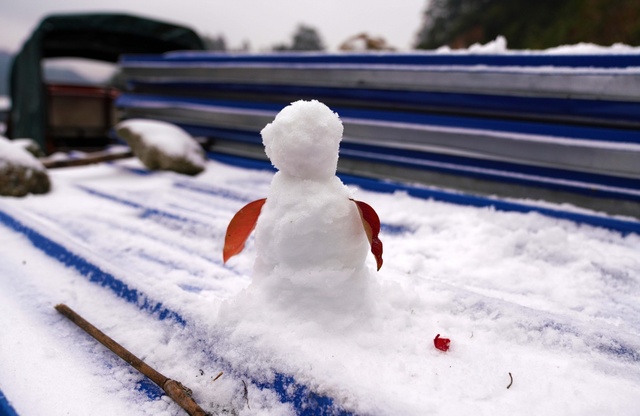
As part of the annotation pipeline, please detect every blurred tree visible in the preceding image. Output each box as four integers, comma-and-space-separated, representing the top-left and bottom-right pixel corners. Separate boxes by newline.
414, 0, 640, 49
291, 24, 325, 51
272, 43, 290, 52
273, 24, 325, 51
339, 33, 396, 51
239, 40, 251, 52
202, 34, 227, 51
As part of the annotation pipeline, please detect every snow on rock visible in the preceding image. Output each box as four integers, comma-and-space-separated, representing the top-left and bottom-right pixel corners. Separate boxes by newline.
0, 135, 50, 197
116, 119, 207, 175
11, 138, 46, 158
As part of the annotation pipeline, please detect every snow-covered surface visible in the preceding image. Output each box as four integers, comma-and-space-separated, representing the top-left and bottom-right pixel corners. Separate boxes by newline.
436, 36, 640, 55
0, 136, 46, 171
0, 151, 639, 415
1, 93, 639, 416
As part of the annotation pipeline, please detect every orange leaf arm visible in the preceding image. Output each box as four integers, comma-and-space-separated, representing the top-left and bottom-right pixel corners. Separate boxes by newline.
223, 198, 267, 263
352, 199, 384, 271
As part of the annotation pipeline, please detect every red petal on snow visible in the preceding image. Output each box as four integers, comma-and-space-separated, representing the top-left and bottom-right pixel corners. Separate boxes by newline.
223, 198, 266, 263
434, 334, 451, 352
352, 199, 383, 271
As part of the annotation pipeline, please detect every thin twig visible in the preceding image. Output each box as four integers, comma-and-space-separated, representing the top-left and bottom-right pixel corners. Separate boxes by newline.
507, 372, 514, 389
55, 304, 208, 416
212, 372, 223, 382
242, 380, 250, 409
42, 149, 133, 169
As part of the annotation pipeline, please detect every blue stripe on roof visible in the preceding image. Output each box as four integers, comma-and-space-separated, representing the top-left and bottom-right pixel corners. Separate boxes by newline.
0, 389, 20, 416
0, 209, 187, 326
120, 52, 640, 69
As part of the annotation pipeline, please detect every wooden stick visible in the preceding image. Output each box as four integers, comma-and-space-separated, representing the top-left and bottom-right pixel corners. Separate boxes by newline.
42, 149, 133, 169
55, 304, 208, 416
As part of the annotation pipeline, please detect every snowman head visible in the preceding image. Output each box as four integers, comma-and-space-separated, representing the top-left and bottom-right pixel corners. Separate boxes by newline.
261, 100, 343, 180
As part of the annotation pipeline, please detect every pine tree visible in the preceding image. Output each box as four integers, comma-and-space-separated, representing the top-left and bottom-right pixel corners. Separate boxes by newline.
273, 24, 326, 52
291, 25, 326, 51
414, 0, 640, 50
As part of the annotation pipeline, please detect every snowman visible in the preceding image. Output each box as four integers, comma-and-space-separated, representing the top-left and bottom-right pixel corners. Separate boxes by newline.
223, 100, 382, 317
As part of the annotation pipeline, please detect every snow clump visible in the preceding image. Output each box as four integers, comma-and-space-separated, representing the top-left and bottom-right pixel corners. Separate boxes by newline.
261, 100, 343, 180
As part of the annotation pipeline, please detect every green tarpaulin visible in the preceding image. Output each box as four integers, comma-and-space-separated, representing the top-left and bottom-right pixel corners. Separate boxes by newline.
9, 13, 204, 150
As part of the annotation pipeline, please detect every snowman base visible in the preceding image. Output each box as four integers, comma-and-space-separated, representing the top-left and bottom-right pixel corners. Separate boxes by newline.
222, 266, 379, 334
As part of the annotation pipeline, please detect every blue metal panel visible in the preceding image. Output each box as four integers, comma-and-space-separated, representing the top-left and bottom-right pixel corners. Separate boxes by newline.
120, 52, 640, 69
116, 93, 640, 144
128, 80, 640, 125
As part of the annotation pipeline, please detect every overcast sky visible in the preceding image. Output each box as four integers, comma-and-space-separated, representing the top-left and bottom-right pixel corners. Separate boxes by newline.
0, 0, 428, 53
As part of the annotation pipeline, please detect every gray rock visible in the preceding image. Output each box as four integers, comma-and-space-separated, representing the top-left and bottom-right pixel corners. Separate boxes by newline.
116, 119, 207, 176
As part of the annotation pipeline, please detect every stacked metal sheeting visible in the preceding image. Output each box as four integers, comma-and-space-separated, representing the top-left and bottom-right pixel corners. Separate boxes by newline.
116, 52, 640, 218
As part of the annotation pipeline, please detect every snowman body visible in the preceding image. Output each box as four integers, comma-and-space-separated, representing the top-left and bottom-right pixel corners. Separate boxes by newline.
222, 100, 378, 327
253, 99, 370, 283
254, 172, 369, 278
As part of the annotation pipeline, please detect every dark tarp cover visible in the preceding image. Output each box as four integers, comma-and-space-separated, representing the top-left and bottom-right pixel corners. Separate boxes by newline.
9, 13, 205, 149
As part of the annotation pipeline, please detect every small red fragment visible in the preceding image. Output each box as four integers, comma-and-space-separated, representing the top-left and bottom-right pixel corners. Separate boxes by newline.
434, 334, 451, 352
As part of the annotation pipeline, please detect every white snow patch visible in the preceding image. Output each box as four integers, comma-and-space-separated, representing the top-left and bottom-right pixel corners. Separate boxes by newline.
435, 35, 640, 55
